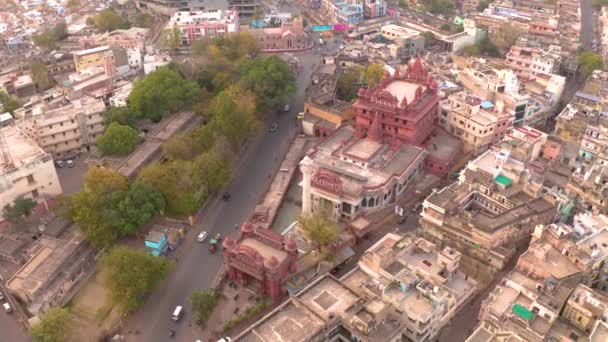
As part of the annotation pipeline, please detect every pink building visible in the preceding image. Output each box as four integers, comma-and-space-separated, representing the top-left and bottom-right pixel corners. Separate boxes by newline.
167, 9, 239, 46
222, 219, 298, 304
248, 18, 309, 52
353, 57, 439, 147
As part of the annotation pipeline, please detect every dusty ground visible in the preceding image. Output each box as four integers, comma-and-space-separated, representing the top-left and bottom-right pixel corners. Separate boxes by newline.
68, 272, 123, 342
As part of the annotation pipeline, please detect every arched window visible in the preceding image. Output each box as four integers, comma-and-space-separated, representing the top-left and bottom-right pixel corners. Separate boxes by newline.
369, 197, 375, 207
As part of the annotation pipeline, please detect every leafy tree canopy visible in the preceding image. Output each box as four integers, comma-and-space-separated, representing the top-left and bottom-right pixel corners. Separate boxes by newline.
30, 62, 53, 91
3, 197, 37, 223
579, 51, 604, 78
336, 67, 362, 101
363, 64, 385, 88
92, 8, 130, 32
29, 307, 71, 342
96, 122, 141, 156
208, 85, 261, 148
190, 289, 220, 324
101, 247, 173, 311
103, 106, 136, 127
32, 22, 67, 50
0, 91, 20, 113
298, 214, 338, 252
134, 13, 154, 28
237, 56, 296, 112
128, 67, 200, 122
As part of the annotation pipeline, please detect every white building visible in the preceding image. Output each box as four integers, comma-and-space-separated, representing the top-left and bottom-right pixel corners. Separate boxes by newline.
143, 53, 171, 75
0, 124, 62, 220
167, 9, 239, 46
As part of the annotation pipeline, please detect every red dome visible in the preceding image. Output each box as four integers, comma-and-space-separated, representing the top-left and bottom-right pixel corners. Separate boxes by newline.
241, 221, 254, 233
223, 235, 236, 249
266, 256, 279, 269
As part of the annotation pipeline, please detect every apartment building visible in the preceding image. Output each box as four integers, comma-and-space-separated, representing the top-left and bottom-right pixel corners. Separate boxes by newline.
73, 46, 116, 75
466, 215, 608, 342
233, 233, 477, 342
420, 142, 563, 270
15, 96, 106, 158
505, 44, 561, 80
380, 25, 424, 58
0, 124, 62, 220
134, 0, 226, 16
167, 9, 239, 46
439, 92, 513, 155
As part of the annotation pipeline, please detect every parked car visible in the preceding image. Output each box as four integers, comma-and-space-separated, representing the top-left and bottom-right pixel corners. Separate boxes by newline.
55, 160, 65, 168
0, 292, 4, 301
3, 302, 12, 313
66, 159, 75, 168
269, 122, 278, 132
197, 231, 208, 242
283, 104, 290, 112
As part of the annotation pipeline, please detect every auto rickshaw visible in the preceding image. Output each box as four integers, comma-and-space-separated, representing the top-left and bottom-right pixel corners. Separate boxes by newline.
209, 233, 221, 254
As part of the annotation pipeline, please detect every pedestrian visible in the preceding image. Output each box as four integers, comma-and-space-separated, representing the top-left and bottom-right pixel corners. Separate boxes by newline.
176, 257, 179, 263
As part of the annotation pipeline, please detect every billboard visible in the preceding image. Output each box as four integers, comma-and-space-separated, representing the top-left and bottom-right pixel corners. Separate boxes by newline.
312, 25, 333, 31
333, 24, 348, 31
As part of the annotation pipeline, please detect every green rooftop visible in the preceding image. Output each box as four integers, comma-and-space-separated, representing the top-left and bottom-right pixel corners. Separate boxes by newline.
512, 304, 534, 321
495, 174, 513, 187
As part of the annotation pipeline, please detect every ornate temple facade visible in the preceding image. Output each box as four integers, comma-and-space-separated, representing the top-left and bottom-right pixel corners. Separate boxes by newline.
353, 57, 440, 147
222, 216, 298, 303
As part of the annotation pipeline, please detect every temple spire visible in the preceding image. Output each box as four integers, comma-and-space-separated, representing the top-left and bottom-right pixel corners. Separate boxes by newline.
367, 113, 383, 143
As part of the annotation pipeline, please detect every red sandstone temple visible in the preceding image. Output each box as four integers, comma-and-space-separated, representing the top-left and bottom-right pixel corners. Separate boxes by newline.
353, 57, 439, 146
222, 218, 298, 304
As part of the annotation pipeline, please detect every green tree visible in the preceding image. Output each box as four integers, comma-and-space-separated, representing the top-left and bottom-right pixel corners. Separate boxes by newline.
208, 85, 260, 148
30, 62, 53, 91
138, 160, 204, 216
163, 133, 197, 160
237, 56, 296, 112
298, 214, 338, 252
164, 26, 181, 52
103, 106, 136, 127
96, 122, 141, 156
101, 247, 173, 311
336, 68, 361, 101
579, 51, 604, 77
190, 289, 220, 325
83, 167, 129, 195
32, 22, 67, 51
128, 67, 201, 122
0, 91, 20, 113
53, 194, 74, 220
364, 64, 385, 88
421, 32, 436, 48
110, 183, 165, 235
3, 198, 37, 223
29, 307, 71, 342
440, 23, 450, 32
425, 0, 454, 17
134, 13, 154, 28
193, 149, 231, 194
93, 8, 130, 32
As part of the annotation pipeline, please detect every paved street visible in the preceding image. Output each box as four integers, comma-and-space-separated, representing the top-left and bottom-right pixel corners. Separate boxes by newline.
0, 301, 29, 342
580, 0, 594, 50
124, 50, 323, 342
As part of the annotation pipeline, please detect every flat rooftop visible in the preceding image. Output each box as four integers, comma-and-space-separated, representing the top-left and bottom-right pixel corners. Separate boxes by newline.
240, 238, 288, 265
2, 125, 48, 172
75, 45, 110, 56
308, 125, 426, 197
385, 80, 426, 105
7, 235, 81, 298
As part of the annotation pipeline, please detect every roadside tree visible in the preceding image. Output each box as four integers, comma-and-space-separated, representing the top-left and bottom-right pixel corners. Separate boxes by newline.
103, 106, 136, 127
3, 198, 37, 223
579, 51, 604, 77
110, 183, 166, 235
29, 307, 71, 342
101, 247, 173, 311
0, 91, 20, 113
128, 67, 200, 122
364, 64, 385, 88
96, 122, 141, 156
93, 8, 130, 32
237, 56, 296, 112
190, 289, 220, 325
30, 62, 53, 91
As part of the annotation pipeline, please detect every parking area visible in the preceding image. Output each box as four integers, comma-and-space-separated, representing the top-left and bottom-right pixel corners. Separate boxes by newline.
56, 157, 89, 195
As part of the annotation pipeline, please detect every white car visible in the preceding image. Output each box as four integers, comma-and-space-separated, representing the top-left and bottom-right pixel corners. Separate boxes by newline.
3, 303, 12, 313
197, 231, 208, 242
0, 292, 3, 301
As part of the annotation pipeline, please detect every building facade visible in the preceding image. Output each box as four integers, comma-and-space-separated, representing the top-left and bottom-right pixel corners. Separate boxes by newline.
353, 58, 440, 146
167, 9, 239, 46
15, 96, 106, 158
300, 123, 427, 222
73, 46, 116, 74
248, 18, 309, 52
0, 124, 62, 220
222, 221, 298, 304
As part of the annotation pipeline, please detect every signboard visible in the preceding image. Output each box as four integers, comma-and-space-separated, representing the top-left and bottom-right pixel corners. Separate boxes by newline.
333, 24, 348, 31
312, 25, 333, 31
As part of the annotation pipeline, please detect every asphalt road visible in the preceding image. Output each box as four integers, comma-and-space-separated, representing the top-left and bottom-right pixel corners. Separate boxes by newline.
124, 50, 324, 342
580, 0, 595, 50
0, 300, 29, 342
